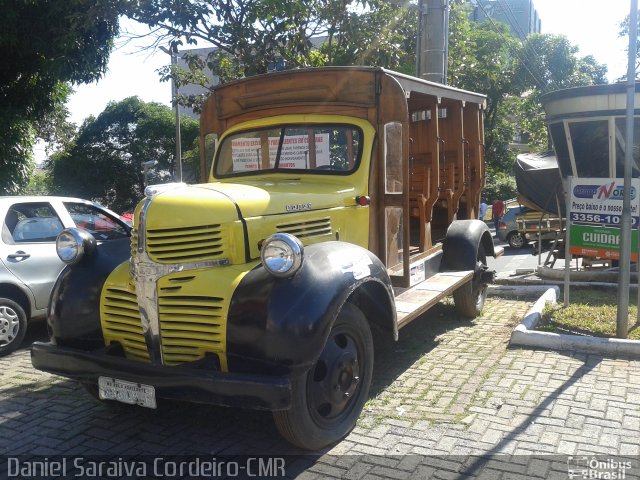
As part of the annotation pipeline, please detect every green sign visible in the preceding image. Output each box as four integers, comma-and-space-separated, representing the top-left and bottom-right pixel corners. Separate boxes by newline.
569, 224, 639, 260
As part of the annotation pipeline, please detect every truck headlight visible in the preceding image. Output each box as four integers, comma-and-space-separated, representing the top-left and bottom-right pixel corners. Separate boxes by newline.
56, 228, 96, 265
260, 233, 304, 278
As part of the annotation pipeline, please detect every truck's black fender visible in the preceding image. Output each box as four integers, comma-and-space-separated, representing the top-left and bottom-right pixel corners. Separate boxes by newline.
227, 241, 395, 376
441, 219, 495, 271
47, 237, 131, 350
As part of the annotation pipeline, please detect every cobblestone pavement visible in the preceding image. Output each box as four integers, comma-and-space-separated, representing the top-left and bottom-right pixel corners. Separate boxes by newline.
1, 295, 640, 479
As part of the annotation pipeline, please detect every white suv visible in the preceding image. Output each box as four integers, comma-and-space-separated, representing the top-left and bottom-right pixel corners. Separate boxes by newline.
0, 196, 130, 356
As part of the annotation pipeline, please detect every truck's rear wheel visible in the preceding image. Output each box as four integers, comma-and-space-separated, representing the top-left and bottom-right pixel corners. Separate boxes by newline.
453, 244, 488, 318
273, 303, 373, 450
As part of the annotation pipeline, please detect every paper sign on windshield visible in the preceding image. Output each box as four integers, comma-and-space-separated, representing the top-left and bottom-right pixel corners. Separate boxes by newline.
231, 134, 330, 171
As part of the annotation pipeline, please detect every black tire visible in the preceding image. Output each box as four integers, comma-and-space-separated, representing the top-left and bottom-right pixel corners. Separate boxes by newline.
453, 244, 488, 318
0, 297, 28, 356
507, 231, 525, 249
273, 303, 373, 450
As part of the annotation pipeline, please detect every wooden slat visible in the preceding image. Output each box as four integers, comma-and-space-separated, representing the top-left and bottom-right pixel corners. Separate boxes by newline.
395, 270, 473, 328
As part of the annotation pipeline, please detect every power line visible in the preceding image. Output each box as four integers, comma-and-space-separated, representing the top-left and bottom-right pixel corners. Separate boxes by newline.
494, 0, 554, 90
474, 0, 546, 89
473, 0, 547, 90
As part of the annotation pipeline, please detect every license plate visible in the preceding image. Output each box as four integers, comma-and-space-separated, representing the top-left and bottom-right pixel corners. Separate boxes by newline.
98, 377, 157, 409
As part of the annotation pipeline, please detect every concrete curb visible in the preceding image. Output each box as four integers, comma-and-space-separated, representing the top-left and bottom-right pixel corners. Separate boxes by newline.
507, 286, 640, 357
487, 284, 556, 297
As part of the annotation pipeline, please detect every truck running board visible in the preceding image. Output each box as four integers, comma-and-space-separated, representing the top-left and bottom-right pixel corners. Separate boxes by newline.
394, 270, 473, 329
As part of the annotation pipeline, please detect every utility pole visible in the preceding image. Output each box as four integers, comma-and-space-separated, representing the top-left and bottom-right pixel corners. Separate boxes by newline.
159, 46, 183, 183
420, 0, 449, 84
616, 0, 638, 338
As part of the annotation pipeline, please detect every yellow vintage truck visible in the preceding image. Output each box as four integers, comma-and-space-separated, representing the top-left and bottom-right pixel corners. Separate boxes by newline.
32, 67, 498, 450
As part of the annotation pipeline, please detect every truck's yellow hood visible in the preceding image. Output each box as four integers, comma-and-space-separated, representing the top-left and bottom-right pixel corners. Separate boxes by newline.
150, 179, 360, 220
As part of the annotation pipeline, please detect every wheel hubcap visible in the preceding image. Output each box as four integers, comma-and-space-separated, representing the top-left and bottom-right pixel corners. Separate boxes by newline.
0, 306, 19, 346
511, 234, 524, 248
308, 331, 361, 421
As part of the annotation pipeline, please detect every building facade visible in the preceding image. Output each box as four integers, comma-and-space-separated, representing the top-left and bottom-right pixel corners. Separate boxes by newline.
470, 0, 541, 40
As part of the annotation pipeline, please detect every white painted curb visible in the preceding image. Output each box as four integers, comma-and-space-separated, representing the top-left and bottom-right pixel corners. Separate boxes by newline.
508, 286, 640, 357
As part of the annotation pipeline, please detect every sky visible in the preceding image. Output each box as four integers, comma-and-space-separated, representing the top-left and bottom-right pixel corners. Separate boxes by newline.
34, 1, 634, 160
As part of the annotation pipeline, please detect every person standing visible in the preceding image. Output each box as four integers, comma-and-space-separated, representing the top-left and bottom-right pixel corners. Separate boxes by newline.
479, 198, 488, 221
491, 199, 505, 232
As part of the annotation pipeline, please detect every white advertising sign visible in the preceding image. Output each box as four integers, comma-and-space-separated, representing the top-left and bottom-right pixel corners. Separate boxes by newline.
568, 177, 640, 260
569, 177, 639, 227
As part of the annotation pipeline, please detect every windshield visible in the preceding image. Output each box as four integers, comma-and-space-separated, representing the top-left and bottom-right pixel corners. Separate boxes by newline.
214, 124, 363, 177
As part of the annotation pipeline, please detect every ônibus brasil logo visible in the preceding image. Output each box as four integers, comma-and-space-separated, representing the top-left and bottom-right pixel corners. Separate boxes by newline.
573, 181, 637, 201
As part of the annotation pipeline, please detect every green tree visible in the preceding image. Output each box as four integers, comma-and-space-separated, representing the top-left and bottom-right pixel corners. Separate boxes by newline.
317, 1, 416, 72
24, 170, 54, 196
514, 35, 607, 151
132, 0, 416, 111
0, 0, 122, 194
448, 2, 522, 177
447, 4, 607, 199
49, 97, 199, 213
618, 11, 640, 81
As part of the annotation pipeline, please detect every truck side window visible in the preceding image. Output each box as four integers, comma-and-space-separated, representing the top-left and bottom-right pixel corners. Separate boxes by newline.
384, 122, 403, 193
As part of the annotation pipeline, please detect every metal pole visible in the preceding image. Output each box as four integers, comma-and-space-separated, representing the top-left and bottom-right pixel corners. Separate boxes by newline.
443, 0, 449, 84
159, 45, 183, 182
564, 177, 572, 307
415, 0, 424, 77
423, 0, 448, 84
617, 0, 637, 338
172, 49, 183, 183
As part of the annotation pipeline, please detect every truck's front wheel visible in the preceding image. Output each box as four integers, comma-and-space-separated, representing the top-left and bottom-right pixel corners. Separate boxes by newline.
274, 303, 373, 450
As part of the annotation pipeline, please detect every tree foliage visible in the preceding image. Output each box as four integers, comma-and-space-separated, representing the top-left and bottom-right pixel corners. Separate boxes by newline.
128, 0, 607, 203
448, 2, 607, 198
0, 0, 122, 194
618, 11, 640, 81
131, 0, 416, 111
514, 35, 607, 152
49, 97, 199, 213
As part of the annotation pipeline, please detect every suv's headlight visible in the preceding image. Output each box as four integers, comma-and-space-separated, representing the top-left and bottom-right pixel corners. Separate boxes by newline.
56, 228, 96, 265
260, 233, 304, 278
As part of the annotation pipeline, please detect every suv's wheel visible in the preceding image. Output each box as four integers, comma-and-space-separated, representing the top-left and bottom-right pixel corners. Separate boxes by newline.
507, 231, 525, 249
273, 303, 373, 450
0, 298, 27, 356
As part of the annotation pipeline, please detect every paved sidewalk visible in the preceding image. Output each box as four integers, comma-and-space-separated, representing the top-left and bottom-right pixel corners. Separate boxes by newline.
1, 294, 639, 478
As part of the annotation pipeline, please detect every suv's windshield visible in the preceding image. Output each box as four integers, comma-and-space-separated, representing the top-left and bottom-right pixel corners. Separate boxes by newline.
214, 124, 363, 177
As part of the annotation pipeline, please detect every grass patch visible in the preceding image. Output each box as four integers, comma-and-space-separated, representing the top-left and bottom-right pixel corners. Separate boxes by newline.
539, 288, 640, 339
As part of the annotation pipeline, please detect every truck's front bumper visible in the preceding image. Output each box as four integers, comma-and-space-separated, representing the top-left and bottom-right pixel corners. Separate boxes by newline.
31, 342, 291, 411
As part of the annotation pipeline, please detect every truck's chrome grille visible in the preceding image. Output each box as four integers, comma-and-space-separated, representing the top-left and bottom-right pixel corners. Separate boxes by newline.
276, 217, 332, 238
102, 287, 149, 362
130, 228, 138, 258
145, 224, 228, 263
158, 294, 225, 366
